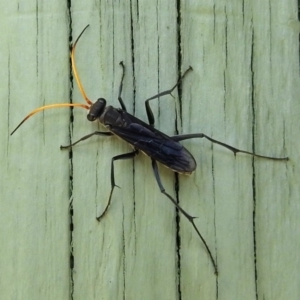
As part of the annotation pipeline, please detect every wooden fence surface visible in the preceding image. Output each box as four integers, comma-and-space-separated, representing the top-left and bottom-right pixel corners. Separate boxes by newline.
0, 1, 299, 299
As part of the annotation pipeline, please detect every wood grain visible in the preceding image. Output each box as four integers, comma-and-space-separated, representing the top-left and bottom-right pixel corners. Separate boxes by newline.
1, 1, 299, 299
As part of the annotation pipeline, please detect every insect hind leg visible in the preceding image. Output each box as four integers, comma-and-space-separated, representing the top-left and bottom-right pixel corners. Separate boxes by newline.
144, 67, 192, 126
96, 149, 139, 221
151, 159, 218, 275
171, 133, 288, 161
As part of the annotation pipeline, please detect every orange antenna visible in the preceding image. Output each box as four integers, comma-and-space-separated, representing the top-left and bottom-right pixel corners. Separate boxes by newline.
10, 103, 89, 135
71, 24, 93, 105
10, 25, 92, 135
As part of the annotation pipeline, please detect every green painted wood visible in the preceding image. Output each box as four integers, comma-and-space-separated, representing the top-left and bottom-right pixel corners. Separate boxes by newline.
1, 1, 299, 299
0, 1, 71, 299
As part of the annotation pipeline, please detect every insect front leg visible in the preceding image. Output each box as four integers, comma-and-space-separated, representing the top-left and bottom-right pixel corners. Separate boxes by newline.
117, 61, 127, 111
145, 67, 192, 126
171, 133, 289, 161
60, 131, 113, 149
151, 159, 218, 275
96, 149, 139, 221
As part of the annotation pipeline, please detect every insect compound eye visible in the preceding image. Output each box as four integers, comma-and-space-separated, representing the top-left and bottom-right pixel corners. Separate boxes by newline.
87, 114, 96, 121
87, 98, 106, 122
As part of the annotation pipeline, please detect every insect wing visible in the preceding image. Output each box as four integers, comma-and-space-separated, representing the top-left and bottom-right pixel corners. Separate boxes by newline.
110, 122, 196, 173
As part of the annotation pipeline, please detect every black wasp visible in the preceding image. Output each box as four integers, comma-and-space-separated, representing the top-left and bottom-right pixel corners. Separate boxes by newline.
11, 25, 288, 275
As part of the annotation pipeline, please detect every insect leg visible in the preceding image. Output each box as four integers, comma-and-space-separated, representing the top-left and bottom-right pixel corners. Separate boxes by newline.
60, 131, 113, 149
97, 149, 139, 221
151, 159, 218, 275
145, 67, 192, 126
117, 62, 127, 111
171, 133, 289, 161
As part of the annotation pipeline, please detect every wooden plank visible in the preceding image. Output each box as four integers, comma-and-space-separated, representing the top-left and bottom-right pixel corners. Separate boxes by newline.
70, 1, 181, 299
0, 1, 71, 299
180, 1, 299, 299
1, 1, 299, 299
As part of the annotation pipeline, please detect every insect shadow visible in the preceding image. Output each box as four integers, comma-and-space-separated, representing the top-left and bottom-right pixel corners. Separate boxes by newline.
11, 25, 289, 275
